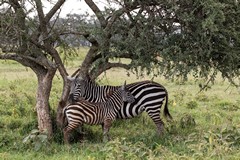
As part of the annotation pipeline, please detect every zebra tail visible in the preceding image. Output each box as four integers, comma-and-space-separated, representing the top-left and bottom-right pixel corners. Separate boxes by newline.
163, 90, 173, 120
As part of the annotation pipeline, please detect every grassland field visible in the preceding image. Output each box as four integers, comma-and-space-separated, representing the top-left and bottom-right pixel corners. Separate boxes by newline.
0, 48, 240, 159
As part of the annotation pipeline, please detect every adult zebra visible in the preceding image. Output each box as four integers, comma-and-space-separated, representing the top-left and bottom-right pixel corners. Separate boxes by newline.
68, 76, 172, 135
63, 81, 135, 143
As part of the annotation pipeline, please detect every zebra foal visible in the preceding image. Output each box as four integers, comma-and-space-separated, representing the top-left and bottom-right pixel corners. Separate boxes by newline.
63, 81, 135, 144
68, 76, 172, 135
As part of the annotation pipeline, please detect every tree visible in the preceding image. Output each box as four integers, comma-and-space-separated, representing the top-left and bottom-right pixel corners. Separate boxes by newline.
1, 0, 239, 139
56, 0, 240, 125
57, 0, 240, 82
0, 0, 69, 138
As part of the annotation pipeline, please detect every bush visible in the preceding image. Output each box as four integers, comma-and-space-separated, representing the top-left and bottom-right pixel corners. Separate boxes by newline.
180, 114, 196, 128
23, 129, 49, 151
20, 120, 38, 135
6, 119, 22, 130
0, 131, 21, 150
195, 93, 209, 102
186, 100, 198, 109
216, 101, 239, 111
173, 90, 187, 104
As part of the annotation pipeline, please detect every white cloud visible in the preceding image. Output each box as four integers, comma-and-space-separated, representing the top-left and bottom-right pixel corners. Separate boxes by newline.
59, 0, 92, 17
46, 0, 109, 17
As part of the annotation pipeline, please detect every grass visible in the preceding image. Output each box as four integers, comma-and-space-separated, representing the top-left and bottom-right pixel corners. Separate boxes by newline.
0, 49, 240, 159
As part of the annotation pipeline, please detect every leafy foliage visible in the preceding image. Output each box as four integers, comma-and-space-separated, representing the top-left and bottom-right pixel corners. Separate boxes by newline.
89, 0, 240, 83
23, 129, 49, 151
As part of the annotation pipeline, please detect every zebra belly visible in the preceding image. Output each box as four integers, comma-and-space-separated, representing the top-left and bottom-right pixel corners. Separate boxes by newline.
116, 97, 164, 119
116, 103, 144, 119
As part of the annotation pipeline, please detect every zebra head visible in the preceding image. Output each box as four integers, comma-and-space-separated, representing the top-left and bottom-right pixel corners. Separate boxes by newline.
68, 76, 86, 102
120, 81, 135, 103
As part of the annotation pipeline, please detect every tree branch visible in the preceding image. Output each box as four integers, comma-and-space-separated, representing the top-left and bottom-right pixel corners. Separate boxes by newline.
85, 0, 106, 28
60, 31, 98, 45
104, 3, 142, 32
0, 53, 20, 61
9, 0, 28, 53
45, 0, 66, 23
34, 0, 69, 79
60, 31, 90, 37
105, 7, 126, 32
90, 62, 131, 80
0, 45, 19, 53
91, 51, 135, 64
0, 53, 48, 74
34, 0, 45, 27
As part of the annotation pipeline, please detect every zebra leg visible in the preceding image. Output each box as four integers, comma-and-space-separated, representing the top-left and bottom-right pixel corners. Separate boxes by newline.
103, 119, 112, 142
146, 107, 165, 136
155, 119, 165, 136
63, 127, 72, 145
63, 123, 82, 144
76, 125, 84, 143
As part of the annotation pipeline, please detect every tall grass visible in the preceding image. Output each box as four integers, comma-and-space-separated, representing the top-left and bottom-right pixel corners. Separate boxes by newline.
0, 49, 240, 159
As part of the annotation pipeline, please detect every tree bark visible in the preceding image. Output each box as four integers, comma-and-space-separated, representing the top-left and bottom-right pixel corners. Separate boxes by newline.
35, 69, 56, 138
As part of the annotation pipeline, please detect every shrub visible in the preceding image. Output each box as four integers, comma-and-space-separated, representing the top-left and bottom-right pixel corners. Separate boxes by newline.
186, 100, 198, 109
20, 120, 38, 135
195, 93, 209, 102
0, 131, 21, 150
216, 101, 239, 111
23, 129, 49, 151
173, 90, 187, 104
6, 119, 22, 130
188, 125, 240, 158
205, 113, 223, 125
180, 114, 196, 128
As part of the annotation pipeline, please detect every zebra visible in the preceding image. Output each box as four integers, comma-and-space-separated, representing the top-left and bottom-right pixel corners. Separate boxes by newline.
63, 81, 135, 144
68, 76, 172, 135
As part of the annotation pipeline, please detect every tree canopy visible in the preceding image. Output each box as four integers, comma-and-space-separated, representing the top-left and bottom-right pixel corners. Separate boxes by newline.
1, 0, 239, 82
54, 0, 240, 84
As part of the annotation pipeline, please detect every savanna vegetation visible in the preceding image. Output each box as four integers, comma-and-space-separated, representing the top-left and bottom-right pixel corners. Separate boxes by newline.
1, 48, 240, 159
1, 0, 240, 159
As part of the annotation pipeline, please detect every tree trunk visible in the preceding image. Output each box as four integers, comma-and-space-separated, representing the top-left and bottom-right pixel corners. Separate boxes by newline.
56, 78, 71, 128
56, 69, 80, 128
36, 69, 56, 139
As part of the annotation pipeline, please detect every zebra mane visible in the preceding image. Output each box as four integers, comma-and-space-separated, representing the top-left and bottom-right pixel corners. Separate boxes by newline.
74, 77, 118, 102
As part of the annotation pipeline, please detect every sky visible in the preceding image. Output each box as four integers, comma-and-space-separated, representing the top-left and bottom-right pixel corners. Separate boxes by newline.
58, 0, 92, 16
43, 0, 107, 17
0, 0, 116, 18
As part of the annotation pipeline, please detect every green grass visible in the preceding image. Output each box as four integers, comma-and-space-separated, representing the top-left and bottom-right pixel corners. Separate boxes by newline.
0, 51, 240, 159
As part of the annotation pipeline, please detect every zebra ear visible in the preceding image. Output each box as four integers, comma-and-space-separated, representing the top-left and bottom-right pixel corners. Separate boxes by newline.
78, 75, 84, 80
67, 76, 75, 81
121, 80, 126, 90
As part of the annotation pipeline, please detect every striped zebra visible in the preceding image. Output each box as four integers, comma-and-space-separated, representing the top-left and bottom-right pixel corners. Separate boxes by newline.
68, 76, 172, 135
63, 81, 135, 143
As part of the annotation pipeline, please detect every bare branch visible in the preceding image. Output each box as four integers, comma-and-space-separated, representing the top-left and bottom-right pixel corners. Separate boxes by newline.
45, 0, 66, 23
0, 53, 20, 61
35, 0, 47, 34
85, 0, 106, 28
8, 0, 28, 53
59, 31, 90, 37
60, 31, 98, 45
90, 62, 130, 80
105, 4, 142, 32
0, 45, 19, 53
105, 7, 126, 32
71, 68, 81, 77
0, 52, 48, 75
225, 74, 240, 88
91, 52, 135, 64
